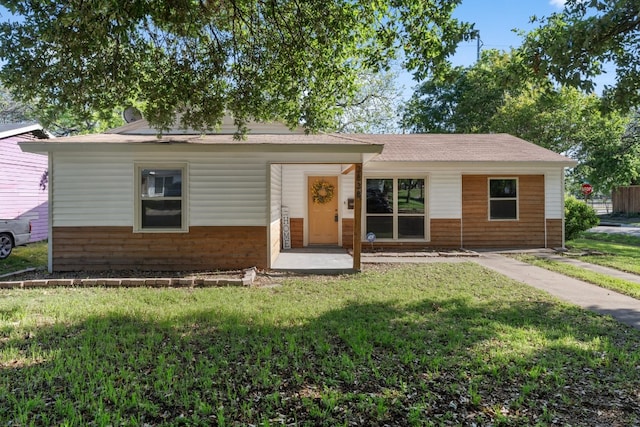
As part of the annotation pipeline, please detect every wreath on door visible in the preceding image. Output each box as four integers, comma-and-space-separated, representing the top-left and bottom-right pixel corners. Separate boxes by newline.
311, 180, 335, 204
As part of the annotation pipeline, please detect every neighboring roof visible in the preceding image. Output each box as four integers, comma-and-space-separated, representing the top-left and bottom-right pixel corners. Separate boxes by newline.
350, 133, 576, 164
0, 122, 50, 140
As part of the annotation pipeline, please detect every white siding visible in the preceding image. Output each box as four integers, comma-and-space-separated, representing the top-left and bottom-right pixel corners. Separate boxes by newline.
189, 153, 268, 226
51, 152, 133, 226
545, 168, 564, 219
270, 164, 282, 221
341, 172, 355, 219
51, 150, 271, 227
429, 172, 462, 218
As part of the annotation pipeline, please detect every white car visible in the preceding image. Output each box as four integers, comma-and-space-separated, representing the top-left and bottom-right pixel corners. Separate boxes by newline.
0, 219, 32, 259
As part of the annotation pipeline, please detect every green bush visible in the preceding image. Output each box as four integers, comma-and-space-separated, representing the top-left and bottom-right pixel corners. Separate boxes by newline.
565, 196, 599, 241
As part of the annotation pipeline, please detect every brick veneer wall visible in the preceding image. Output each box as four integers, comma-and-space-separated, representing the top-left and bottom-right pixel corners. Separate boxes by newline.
52, 226, 268, 271
289, 218, 304, 248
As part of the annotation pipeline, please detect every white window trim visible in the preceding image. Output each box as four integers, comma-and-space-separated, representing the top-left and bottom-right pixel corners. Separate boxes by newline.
488, 177, 519, 221
134, 163, 189, 233
364, 176, 430, 241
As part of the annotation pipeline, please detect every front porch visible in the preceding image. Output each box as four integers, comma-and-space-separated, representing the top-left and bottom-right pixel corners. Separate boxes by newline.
271, 247, 355, 274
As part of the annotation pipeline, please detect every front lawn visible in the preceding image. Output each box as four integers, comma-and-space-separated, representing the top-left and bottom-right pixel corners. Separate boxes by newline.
514, 254, 640, 300
514, 232, 640, 299
0, 240, 48, 276
2, 263, 639, 426
567, 232, 640, 275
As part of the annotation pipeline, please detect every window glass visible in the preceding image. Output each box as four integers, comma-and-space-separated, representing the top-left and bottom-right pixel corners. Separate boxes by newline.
141, 169, 182, 198
142, 200, 182, 228
365, 177, 427, 240
139, 168, 184, 230
490, 179, 517, 198
398, 216, 424, 239
490, 200, 517, 220
366, 179, 393, 213
489, 178, 517, 220
366, 216, 393, 238
398, 179, 425, 214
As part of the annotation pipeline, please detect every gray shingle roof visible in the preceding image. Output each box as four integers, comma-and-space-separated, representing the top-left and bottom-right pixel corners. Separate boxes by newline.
19, 130, 575, 165
347, 133, 575, 164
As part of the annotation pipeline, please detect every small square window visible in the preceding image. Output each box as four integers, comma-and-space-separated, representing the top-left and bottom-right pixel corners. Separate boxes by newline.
137, 166, 186, 231
489, 178, 517, 220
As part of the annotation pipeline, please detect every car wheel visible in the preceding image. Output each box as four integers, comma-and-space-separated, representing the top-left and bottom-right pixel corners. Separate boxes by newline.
0, 233, 12, 259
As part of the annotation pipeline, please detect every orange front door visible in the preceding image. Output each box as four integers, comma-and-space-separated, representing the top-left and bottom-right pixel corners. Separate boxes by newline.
308, 176, 339, 245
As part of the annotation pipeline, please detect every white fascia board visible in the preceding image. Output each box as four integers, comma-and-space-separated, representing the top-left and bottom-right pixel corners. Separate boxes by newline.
367, 161, 576, 172
18, 141, 383, 156
0, 124, 43, 139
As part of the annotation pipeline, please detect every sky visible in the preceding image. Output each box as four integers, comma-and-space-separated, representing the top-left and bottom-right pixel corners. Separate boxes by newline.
450, 0, 565, 67
397, 0, 616, 100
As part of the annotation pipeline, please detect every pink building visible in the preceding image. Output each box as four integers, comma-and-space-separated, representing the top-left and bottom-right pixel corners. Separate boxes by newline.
0, 123, 51, 242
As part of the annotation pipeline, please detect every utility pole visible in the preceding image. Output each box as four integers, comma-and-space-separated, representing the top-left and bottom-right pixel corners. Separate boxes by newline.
475, 30, 483, 61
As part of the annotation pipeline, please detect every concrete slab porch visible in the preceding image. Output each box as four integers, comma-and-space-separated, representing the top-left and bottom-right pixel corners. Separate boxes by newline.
271, 247, 355, 274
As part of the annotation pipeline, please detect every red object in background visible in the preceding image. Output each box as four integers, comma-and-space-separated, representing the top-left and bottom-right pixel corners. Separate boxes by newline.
581, 183, 593, 196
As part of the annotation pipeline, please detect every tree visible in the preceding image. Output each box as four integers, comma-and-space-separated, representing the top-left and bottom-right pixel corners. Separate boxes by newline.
401, 49, 638, 193
399, 70, 460, 133
493, 86, 635, 192
334, 71, 402, 134
0, 0, 473, 136
521, 0, 640, 111
0, 84, 123, 135
400, 50, 530, 133
0, 86, 31, 123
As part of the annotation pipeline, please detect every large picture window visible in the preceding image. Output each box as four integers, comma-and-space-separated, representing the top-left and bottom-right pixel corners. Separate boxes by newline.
366, 178, 426, 240
489, 178, 518, 220
136, 166, 187, 231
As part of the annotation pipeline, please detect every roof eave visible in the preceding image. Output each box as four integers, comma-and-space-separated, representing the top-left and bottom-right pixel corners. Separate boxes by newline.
370, 159, 578, 167
0, 123, 44, 139
18, 140, 384, 155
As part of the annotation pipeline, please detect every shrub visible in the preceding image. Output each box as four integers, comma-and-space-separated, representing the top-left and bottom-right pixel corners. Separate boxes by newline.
565, 196, 599, 241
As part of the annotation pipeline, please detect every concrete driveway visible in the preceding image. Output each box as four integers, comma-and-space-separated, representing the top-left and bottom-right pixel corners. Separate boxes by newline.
590, 225, 640, 237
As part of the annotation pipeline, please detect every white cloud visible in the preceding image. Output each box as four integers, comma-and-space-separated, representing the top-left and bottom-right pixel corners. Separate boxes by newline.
549, 0, 566, 8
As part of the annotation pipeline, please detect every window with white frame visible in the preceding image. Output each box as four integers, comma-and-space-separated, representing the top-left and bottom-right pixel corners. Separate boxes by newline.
137, 166, 186, 231
365, 178, 426, 240
489, 178, 518, 220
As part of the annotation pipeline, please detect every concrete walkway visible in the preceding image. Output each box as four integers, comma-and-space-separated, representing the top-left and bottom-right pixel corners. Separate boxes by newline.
474, 253, 640, 330
590, 225, 640, 237
534, 252, 640, 284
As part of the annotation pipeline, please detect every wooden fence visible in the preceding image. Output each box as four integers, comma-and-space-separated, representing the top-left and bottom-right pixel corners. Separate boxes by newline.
612, 186, 640, 214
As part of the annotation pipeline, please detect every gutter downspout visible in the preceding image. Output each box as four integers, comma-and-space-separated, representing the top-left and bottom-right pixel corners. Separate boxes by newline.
48, 153, 53, 273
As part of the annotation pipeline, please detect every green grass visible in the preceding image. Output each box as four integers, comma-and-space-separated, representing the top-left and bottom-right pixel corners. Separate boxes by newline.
566, 232, 640, 275
2, 263, 640, 425
515, 254, 640, 300
514, 232, 640, 299
0, 241, 48, 276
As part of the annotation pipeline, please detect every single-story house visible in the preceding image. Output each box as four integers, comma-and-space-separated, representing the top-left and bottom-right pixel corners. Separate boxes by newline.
0, 122, 51, 242
19, 119, 576, 272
